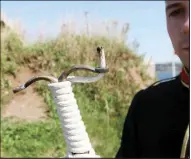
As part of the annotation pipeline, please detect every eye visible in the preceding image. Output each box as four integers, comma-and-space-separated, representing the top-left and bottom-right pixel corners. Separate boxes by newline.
169, 8, 183, 17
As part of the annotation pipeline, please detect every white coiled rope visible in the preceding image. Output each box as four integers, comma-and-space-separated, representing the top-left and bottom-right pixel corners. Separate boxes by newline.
48, 81, 100, 158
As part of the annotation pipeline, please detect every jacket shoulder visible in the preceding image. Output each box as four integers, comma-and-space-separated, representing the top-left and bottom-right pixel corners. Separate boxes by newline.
148, 76, 178, 88
128, 76, 180, 115
134, 76, 179, 99
128, 75, 180, 110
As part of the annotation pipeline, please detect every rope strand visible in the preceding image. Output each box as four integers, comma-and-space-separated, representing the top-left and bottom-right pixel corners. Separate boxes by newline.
48, 81, 100, 158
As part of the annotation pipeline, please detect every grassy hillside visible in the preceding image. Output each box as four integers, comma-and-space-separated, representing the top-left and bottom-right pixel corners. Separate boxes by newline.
1, 19, 154, 157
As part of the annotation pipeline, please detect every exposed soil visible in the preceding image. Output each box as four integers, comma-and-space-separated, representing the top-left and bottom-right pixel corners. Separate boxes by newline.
1, 67, 48, 121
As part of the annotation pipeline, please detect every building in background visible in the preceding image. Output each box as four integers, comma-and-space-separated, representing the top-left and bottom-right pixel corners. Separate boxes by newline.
145, 57, 156, 79
155, 62, 182, 80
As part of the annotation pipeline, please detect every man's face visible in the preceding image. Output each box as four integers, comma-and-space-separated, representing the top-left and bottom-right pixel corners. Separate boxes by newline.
165, 1, 190, 70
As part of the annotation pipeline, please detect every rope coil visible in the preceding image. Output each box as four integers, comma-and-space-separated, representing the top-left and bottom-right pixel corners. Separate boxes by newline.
48, 81, 100, 158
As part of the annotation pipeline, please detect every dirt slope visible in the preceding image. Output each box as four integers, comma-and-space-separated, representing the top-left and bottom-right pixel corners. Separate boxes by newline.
2, 67, 48, 121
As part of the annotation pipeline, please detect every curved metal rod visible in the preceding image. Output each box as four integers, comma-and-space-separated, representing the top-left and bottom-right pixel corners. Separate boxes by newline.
12, 46, 108, 94
13, 76, 58, 93
58, 65, 108, 82
58, 46, 108, 82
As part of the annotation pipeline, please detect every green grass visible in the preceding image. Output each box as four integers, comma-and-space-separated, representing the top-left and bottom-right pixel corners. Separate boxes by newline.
1, 18, 154, 157
1, 119, 67, 157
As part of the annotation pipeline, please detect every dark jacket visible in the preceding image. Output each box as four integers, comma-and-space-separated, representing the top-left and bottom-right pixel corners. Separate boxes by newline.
116, 74, 189, 158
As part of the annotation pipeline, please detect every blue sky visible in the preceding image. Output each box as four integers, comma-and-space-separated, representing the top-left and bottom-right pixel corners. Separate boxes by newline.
2, 1, 181, 63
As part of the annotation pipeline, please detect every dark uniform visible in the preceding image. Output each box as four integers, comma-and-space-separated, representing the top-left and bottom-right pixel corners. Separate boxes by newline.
116, 67, 189, 158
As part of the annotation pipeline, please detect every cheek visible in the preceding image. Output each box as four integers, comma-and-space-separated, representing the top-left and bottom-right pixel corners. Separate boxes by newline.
167, 25, 180, 51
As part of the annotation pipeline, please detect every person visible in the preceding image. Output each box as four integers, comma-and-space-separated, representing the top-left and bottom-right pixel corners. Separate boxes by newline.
116, 0, 189, 158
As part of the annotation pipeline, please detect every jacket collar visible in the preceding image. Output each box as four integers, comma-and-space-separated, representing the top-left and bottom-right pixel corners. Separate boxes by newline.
181, 67, 189, 88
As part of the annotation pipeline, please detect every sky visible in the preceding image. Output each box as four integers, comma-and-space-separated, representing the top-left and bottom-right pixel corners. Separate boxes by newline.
1, 1, 181, 64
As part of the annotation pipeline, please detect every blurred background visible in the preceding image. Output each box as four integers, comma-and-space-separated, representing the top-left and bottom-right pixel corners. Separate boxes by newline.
1, 1, 182, 158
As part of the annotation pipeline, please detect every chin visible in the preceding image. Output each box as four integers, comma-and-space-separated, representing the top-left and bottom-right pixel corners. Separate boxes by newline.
183, 61, 190, 71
